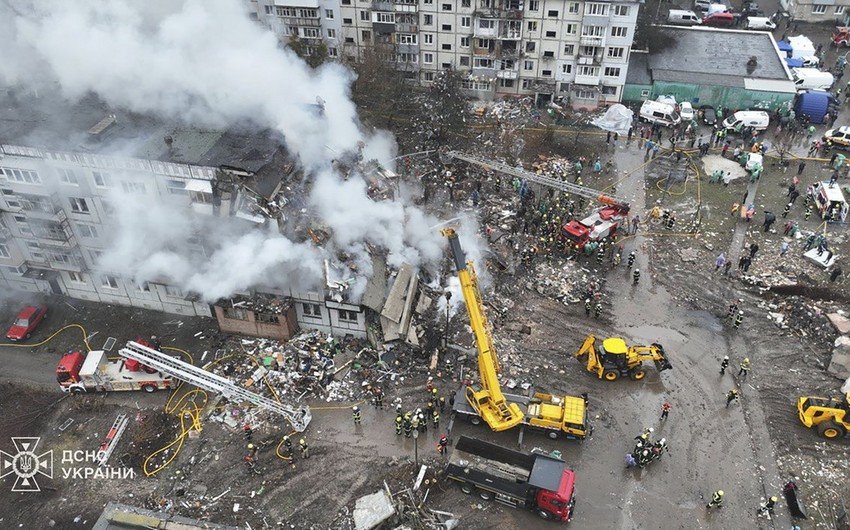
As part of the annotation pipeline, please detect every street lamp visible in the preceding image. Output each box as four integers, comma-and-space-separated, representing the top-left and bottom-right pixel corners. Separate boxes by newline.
444, 291, 452, 350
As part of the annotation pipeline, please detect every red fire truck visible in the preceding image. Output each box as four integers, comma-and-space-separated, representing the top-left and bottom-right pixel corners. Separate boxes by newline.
561, 200, 630, 250
56, 349, 172, 394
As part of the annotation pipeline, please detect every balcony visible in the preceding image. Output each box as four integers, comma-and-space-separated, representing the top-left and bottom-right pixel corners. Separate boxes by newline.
0, 224, 10, 240
396, 23, 418, 32
395, 61, 420, 72
577, 53, 603, 66
580, 35, 605, 47
372, 0, 393, 10
500, 28, 521, 39
574, 73, 601, 85
474, 44, 496, 56
283, 17, 321, 27
496, 68, 519, 79
397, 43, 419, 54
48, 255, 85, 272
472, 66, 496, 78
474, 24, 499, 38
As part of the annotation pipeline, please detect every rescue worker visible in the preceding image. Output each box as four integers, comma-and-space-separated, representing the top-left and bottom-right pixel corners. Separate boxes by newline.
633, 268, 641, 285
431, 387, 439, 403
584, 298, 592, 317
438, 396, 446, 412
432, 409, 440, 426
738, 358, 751, 378
150, 335, 162, 351
627, 251, 636, 269
426, 400, 435, 420
282, 435, 293, 457
247, 443, 257, 458
720, 356, 730, 375
411, 414, 420, 435
243, 424, 253, 442
638, 449, 652, 468
660, 401, 671, 421
650, 438, 668, 461
374, 387, 384, 409
706, 490, 724, 509
782, 202, 792, 218
438, 435, 448, 456
727, 300, 740, 319
594, 303, 602, 319
395, 413, 403, 435
596, 245, 605, 266
805, 205, 812, 220
299, 438, 309, 459
418, 409, 428, 433
613, 251, 621, 267
352, 405, 361, 425
726, 389, 740, 408
734, 310, 743, 328
403, 412, 413, 437
426, 376, 434, 393
758, 496, 778, 517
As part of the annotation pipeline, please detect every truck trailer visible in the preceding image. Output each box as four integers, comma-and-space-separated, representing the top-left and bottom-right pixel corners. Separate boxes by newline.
445, 436, 576, 522
57, 350, 173, 394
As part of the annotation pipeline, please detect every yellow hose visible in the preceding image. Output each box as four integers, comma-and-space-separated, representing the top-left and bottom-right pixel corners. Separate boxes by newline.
0, 323, 92, 352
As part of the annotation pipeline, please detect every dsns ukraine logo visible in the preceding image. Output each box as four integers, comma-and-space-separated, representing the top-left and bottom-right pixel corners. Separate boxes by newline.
1, 437, 53, 492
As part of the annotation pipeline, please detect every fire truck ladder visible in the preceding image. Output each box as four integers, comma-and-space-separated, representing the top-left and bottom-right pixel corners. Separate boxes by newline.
119, 341, 312, 432
443, 151, 629, 207
96, 413, 128, 466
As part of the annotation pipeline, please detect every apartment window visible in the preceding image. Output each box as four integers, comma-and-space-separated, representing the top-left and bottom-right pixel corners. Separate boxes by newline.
601, 85, 617, 95
325, 9, 334, 18
424, 34, 434, 44
564, 44, 575, 54
441, 43, 452, 50
76, 223, 98, 238
578, 65, 599, 76
342, 0, 351, 4
461, 16, 471, 27
264, 5, 273, 14
343, 17, 353, 24
101, 275, 119, 289
88, 249, 102, 262
164, 285, 183, 297
442, 3, 451, 10
527, 21, 537, 31
562, 64, 573, 74
461, 36, 470, 47
522, 79, 533, 89
69, 197, 89, 214
479, 19, 494, 29
441, 23, 452, 31
361, 30, 372, 40
0, 244, 9, 259
224, 307, 249, 320
424, 0, 432, 4
398, 52, 418, 62
526, 41, 536, 52
545, 30, 556, 38
57, 168, 78, 185
398, 33, 417, 44
92, 171, 111, 187
614, 5, 630, 16
138, 281, 150, 292
541, 69, 552, 76
375, 12, 394, 22
585, 3, 609, 15
423, 14, 433, 25
360, 10, 369, 20
462, 0, 471, 6
338, 309, 358, 322
302, 27, 320, 38
524, 59, 534, 70
547, 9, 559, 16
565, 23, 577, 35
568, 2, 580, 13
611, 26, 628, 37
607, 46, 625, 58
327, 29, 336, 38
543, 50, 555, 57
0, 167, 41, 184
499, 78, 515, 88
812, 4, 827, 13
460, 56, 470, 66
604, 66, 621, 77
121, 181, 146, 194
298, 8, 317, 17
302, 303, 322, 318
528, 0, 539, 10
441, 62, 452, 69
424, 52, 434, 64
474, 57, 493, 68
423, 72, 435, 81
68, 272, 85, 283
576, 89, 596, 99
583, 25, 604, 36
257, 313, 280, 324
836, 5, 845, 14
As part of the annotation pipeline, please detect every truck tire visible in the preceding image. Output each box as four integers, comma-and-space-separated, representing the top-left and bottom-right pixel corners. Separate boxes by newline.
469, 415, 481, 426
537, 509, 554, 520
603, 370, 619, 381
477, 488, 493, 501
629, 368, 646, 381
142, 384, 157, 393
547, 430, 559, 440
817, 421, 847, 439
460, 483, 473, 494
70, 387, 84, 394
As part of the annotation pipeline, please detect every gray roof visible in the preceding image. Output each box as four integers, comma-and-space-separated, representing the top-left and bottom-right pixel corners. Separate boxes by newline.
648, 27, 790, 88
626, 51, 652, 85
0, 88, 283, 174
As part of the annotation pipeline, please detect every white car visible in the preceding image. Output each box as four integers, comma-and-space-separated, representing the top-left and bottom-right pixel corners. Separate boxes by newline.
745, 152, 764, 172
801, 56, 820, 67
656, 95, 677, 106
679, 102, 695, 121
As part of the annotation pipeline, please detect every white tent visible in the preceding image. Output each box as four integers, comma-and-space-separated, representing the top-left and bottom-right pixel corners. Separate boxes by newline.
788, 35, 816, 59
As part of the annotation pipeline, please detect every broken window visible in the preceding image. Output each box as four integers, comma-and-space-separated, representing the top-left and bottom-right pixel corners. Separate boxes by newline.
302, 303, 322, 318
101, 275, 119, 289
164, 285, 183, 297
58, 168, 78, 185
257, 312, 280, 324
69, 197, 90, 214
223, 307, 249, 320
338, 309, 358, 322
92, 171, 111, 187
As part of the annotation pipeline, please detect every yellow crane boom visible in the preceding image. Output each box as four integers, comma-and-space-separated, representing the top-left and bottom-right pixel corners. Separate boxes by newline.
442, 228, 524, 431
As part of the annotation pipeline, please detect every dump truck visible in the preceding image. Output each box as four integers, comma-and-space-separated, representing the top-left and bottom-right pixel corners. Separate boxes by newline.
445, 436, 576, 522
573, 335, 672, 381
443, 228, 590, 440
57, 350, 173, 394
797, 392, 849, 439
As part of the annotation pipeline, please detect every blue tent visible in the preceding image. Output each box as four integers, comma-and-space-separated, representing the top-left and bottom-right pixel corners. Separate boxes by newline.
785, 57, 804, 68
777, 40, 792, 57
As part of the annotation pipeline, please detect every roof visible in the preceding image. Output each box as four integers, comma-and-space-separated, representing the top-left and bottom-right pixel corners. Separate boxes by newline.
814, 181, 847, 202
92, 502, 239, 530
528, 454, 568, 492
626, 51, 652, 85
603, 337, 628, 354
0, 89, 284, 174
649, 27, 791, 88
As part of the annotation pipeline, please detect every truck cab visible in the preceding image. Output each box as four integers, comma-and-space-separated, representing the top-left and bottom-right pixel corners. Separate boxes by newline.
57, 350, 172, 394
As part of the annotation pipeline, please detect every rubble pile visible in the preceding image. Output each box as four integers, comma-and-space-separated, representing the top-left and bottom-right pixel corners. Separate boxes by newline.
528, 259, 602, 306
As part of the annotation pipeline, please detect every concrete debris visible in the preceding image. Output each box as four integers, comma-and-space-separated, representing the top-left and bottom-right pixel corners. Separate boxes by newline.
827, 313, 850, 335
827, 336, 850, 379
352, 490, 395, 530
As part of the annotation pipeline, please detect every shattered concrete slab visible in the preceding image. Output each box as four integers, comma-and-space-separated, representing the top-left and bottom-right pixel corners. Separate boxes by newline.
828, 335, 850, 379
803, 248, 837, 268
827, 313, 850, 335
353, 490, 395, 530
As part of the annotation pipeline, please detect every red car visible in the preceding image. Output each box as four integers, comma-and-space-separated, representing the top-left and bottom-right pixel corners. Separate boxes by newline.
6, 305, 48, 341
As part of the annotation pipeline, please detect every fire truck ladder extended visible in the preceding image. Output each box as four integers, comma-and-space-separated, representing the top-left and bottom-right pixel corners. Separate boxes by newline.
119, 341, 312, 432
96, 413, 128, 466
443, 151, 629, 207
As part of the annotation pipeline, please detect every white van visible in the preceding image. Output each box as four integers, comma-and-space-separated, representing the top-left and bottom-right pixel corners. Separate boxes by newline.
792, 68, 835, 91
706, 3, 730, 14
722, 110, 770, 131
667, 9, 702, 25
745, 17, 776, 30
640, 100, 681, 127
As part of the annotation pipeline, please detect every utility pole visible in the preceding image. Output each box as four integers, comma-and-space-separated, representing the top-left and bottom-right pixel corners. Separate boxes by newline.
444, 291, 452, 350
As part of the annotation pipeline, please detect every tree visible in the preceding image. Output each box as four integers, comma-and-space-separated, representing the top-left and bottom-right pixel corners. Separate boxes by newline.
417, 69, 468, 148
632, 0, 677, 53
287, 36, 328, 68
351, 43, 414, 128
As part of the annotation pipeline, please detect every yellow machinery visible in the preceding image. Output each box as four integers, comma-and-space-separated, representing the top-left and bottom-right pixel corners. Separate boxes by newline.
573, 335, 672, 381
443, 228, 589, 439
797, 393, 849, 439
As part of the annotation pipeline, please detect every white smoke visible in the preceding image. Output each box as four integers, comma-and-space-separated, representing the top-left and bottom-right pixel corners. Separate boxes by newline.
1, 0, 452, 301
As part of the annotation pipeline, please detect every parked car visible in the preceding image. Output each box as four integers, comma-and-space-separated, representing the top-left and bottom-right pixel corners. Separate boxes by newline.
744, 152, 764, 172
823, 126, 850, 148
667, 9, 702, 25
6, 305, 48, 341
702, 12, 735, 26
697, 105, 716, 126
742, 4, 765, 17
656, 95, 677, 106
694, 0, 712, 12
639, 100, 681, 127
679, 101, 695, 121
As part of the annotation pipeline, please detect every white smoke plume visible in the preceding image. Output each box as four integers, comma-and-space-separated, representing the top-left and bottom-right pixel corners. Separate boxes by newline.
1, 0, 453, 301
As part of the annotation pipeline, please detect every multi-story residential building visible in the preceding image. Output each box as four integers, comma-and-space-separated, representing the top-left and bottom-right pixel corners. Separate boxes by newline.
781, 0, 847, 23
248, 0, 641, 108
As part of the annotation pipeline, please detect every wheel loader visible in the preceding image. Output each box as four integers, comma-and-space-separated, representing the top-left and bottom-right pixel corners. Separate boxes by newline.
572, 335, 672, 381
797, 393, 849, 439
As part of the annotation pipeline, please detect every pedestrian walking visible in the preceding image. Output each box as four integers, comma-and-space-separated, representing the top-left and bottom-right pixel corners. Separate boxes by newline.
631, 215, 640, 234
738, 358, 750, 378
660, 401, 671, 421
715, 253, 727, 271
789, 189, 800, 204
734, 310, 744, 328
594, 303, 602, 319
782, 202, 791, 218
352, 405, 362, 425
725, 390, 739, 408
627, 251, 636, 269
763, 211, 776, 232
749, 242, 759, 259
438, 434, 448, 456
707, 490, 725, 509
243, 424, 253, 442
797, 161, 806, 175
584, 298, 592, 317
720, 356, 729, 375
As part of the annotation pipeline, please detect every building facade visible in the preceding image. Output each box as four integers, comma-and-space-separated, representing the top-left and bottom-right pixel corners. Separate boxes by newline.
781, 0, 847, 23
247, 0, 641, 108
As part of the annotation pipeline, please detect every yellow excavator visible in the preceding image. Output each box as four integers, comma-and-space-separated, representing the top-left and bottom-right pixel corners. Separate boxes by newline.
443, 228, 589, 440
573, 335, 672, 381
797, 392, 849, 439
